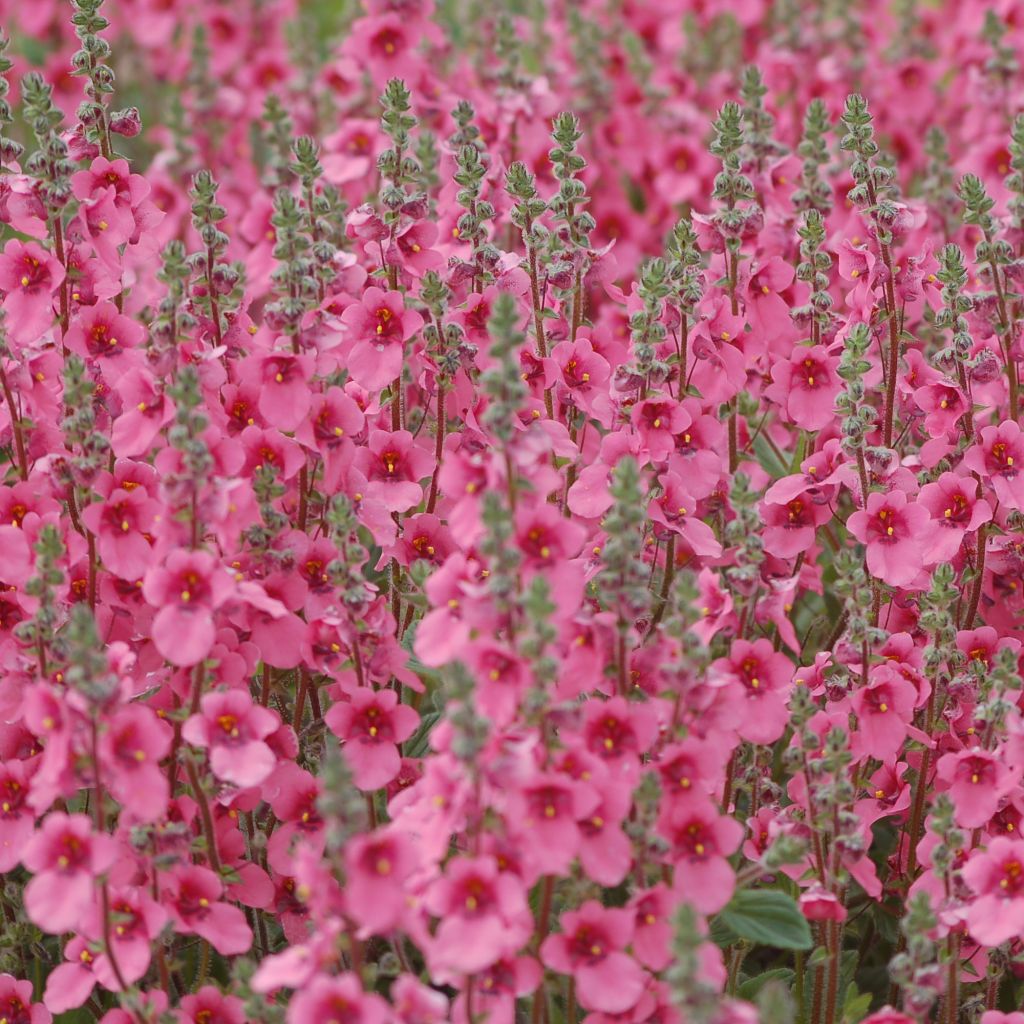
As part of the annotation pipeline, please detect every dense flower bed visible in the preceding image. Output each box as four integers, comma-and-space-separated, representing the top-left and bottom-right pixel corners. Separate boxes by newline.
0, 0, 1023, 1022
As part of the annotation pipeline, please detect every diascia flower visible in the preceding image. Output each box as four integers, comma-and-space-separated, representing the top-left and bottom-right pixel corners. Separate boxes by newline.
325, 686, 419, 791
141, 549, 235, 666
540, 901, 646, 1015
183, 689, 280, 789
963, 836, 1024, 946
847, 490, 931, 588
340, 286, 424, 390
964, 421, 1024, 511
22, 812, 119, 934
0, 238, 64, 344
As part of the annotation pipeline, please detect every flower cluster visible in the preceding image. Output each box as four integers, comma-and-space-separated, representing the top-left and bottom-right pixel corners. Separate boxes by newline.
0, 1, 1024, 1024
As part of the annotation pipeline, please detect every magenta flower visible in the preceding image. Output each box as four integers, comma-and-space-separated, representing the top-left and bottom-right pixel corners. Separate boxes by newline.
80, 486, 160, 580
286, 973, 391, 1024
540, 901, 646, 1015
341, 286, 424, 390
964, 421, 1024, 511
98, 704, 172, 822
0, 974, 50, 1024
325, 686, 419, 791
849, 664, 918, 762
936, 748, 1021, 829
0, 238, 63, 345
917, 471, 992, 563
353, 429, 435, 514
23, 812, 118, 934
142, 549, 235, 666
344, 826, 419, 936
183, 689, 280, 789
847, 490, 930, 588
657, 797, 743, 913
425, 855, 533, 978
766, 345, 841, 431
164, 864, 253, 955
963, 836, 1024, 946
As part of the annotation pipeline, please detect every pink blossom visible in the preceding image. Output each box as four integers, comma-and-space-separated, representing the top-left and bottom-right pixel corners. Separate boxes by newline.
182, 689, 280, 789
325, 686, 419, 791
540, 901, 646, 1015
23, 813, 118, 933
0, 239, 64, 344
142, 549, 235, 666
847, 490, 930, 588
164, 864, 253, 955
341, 287, 424, 390
964, 421, 1024, 511
963, 836, 1024, 946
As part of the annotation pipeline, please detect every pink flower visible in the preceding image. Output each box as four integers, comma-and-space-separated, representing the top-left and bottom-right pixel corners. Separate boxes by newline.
761, 491, 833, 559
0, 974, 50, 1024
0, 760, 34, 872
177, 985, 246, 1024
344, 826, 419, 936
353, 429, 435, 513
164, 864, 253, 955
182, 689, 280, 789
341, 286, 424, 390
963, 836, 1024, 946
425, 855, 533, 978
849, 664, 918, 762
847, 490, 930, 587
964, 421, 1024, 511
82, 886, 166, 989
649, 473, 723, 558
628, 886, 675, 971
710, 638, 793, 744
580, 696, 659, 781
23, 813, 118, 934
325, 686, 419, 791
914, 380, 968, 436
657, 797, 743, 914
509, 770, 599, 876
0, 239, 63, 345
65, 300, 146, 367
81, 486, 160, 580
799, 886, 848, 922
239, 350, 315, 433
142, 549, 234, 666
936, 748, 1021, 829
99, 704, 172, 821
917, 472, 992, 563
44, 937, 99, 1014
766, 345, 841, 430
286, 973, 390, 1024
540, 901, 646, 1015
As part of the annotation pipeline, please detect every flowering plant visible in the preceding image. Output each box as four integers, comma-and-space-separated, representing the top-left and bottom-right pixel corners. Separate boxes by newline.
0, 1, 1023, 1023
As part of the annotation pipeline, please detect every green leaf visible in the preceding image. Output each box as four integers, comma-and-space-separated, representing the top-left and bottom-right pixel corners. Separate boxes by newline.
842, 985, 873, 1024
752, 433, 789, 480
717, 889, 813, 951
738, 968, 794, 1000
